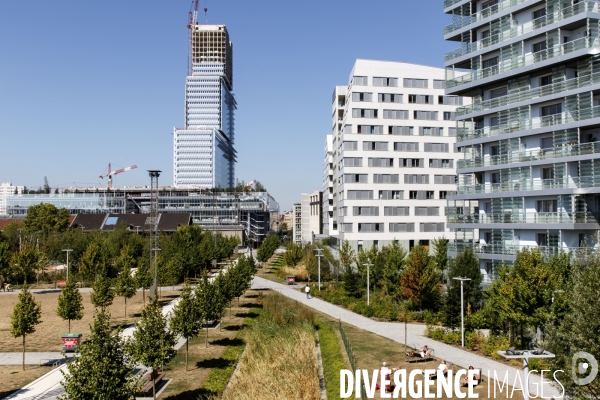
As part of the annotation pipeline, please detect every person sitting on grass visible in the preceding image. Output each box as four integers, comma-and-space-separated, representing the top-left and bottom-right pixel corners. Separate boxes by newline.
437, 360, 449, 376
460, 366, 480, 386
375, 362, 393, 393
406, 345, 430, 358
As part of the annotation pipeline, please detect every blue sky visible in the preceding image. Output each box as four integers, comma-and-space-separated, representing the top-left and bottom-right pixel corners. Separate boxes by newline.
0, 0, 453, 211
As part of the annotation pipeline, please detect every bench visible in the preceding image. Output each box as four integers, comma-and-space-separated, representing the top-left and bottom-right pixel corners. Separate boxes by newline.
407, 348, 435, 363
140, 372, 165, 396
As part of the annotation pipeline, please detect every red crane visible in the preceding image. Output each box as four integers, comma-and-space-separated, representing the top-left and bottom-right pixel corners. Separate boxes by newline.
99, 163, 137, 189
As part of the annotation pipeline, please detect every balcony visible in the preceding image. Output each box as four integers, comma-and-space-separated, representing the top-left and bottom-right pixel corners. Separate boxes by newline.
457, 141, 600, 169
444, 0, 465, 10
457, 70, 600, 117
446, 36, 594, 90
456, 176, 600, 195
457, 104, 600, 142
445, 2, 597, 62
448, 242, 586, 256
447, 211, 600, 225
444, 0, 529, 35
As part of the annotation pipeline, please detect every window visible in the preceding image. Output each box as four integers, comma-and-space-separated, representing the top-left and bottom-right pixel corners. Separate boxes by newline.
383, 110, 409, 119
420, 223, 445, 232
490, 116, 499, 126
341, 223, 353, 233
542, 167, 554, 180
490, 86, 508, 99
448, 127, 457, 137
394, 142, 419, 152
344, 174, 368, 183
438, 95, 463, 105
378, 93, 402, 103
443, 112, 456, 121
409, 191, 435, 200
379, 190, 403, 200
537, 200, 558, 212
373, 174, 400, 184
353, 76, 368, 86
389, 223, 415, 232
415, 207, 440, 216
533, 8, 546, 19
433, 80, 445, 89
537, 233, 548, 246
434, 175, 456, 184
424, 143, 450, 152
352, 109, 378, 118
541, 137, 554, 149
532, 41, 547, 53
400, 158, 424, 168
338, 207, 347, 217
429, 159, 453, 168
420, 127, 443, 136
403, 78, 428, 88
409, 95, 433, 104
490, 145, 500, 156
384, 207, 409, 216
373, 77, 398, 87
389, 126, 414, 135
368, 158, 394, 167
343, 157, 362, 167
541, 103, 562, 116
404, 174, 429, 184
481, 30, 490, 39
362, 141, 388, 151
414, 111, 438, 120
357, 125, 384, 134
342, 141, 358, 150
353, 207, 379, 216
482, 57, 499, 69
352, 92, 373, 102
540, 75, 553, 86
358, 223, 383, 233
347, 190, 373, 200
481, 0, 498, 10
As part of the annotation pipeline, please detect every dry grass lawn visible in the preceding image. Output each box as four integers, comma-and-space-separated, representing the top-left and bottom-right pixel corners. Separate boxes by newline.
0, 365, 53, 398
0, 289, 180, 353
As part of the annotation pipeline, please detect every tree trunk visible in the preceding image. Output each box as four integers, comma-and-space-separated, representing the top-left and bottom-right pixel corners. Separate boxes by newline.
124, 298, 127, 321
152, 367, 156, 400
143, 289, 146, 306
185, 339, 189, 372
205, 326, 208, 348
68, 319, 71, 333
22, 335, 25, 371
237, 296, 240, 307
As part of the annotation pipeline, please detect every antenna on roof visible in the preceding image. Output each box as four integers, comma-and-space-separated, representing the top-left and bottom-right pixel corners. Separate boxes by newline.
204, 7, 208, 23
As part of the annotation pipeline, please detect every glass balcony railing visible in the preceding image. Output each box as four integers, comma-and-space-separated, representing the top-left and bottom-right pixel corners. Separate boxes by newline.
444, 0, 530, 35
448, 242, 587, 256
457, 70, 600, 117
444, 0, 465, 10
445, 2, 597, 61
447, 211, 600, 225
457, 141, 600, 169
447, 36, 594, 90
457, 104, 600, 142
457, 176, 600, 194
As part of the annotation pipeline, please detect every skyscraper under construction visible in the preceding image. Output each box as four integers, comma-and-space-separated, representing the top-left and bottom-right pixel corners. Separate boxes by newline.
173, 22, 236, 188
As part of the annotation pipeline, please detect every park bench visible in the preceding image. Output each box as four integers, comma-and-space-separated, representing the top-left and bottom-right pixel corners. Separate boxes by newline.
407, 348, 435, 363
140, 372, 166, 396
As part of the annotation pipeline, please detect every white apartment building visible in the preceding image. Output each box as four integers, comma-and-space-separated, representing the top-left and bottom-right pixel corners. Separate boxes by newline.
299, 190, 323, 244
0, 182, 24, 215
293, 203, 302, 245
327, 59, 467, 252
322, 134, 338, 236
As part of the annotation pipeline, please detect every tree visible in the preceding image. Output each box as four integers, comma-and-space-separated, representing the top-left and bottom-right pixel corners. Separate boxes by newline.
11, 285, 42, 370
283, 242, 303, 266
90, 273, 115, 310
257, 234, 281, 262
11, 244, 41, 284
128, 298, 176, 400
115, 266, 137, 321
136, 258, 153, 305
79, 242, 107, 280
253, 181, 267, 192
400, 245, 441, 311
23, 203, 69, 237
343, 264, 362, 298
381, 241, 407, 299
195, 274, 219, 347
339, 240, 355, 272
57, 279, 84, 332
431, 237, 449, 277
61, 310, 139, 399
0, 242, 12, 280
170, 284, 200, 371
445, 247, 482, 329
43, 176, 51, 194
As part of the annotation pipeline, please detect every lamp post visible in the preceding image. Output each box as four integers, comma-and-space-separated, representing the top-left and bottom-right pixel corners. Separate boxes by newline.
134, 225, 140, 234
453, 277, 471, 347
62, 249, 73, 281
315, 248, 323, 291
363, 263, 373, 306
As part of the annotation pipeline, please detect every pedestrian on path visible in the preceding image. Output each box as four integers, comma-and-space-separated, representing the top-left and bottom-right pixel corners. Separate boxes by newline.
305, 285, 310, 299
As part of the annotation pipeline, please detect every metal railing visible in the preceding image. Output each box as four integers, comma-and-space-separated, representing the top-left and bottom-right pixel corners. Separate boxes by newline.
458, 141, 600, 169
444, 0, 465, 10
444, 0, 529, 34
456, 176, 600, 194
339, 320, 367, 400
457, 69, 600, 117
447, 211, 600, 225
447, 36, 594, 89
448, 242, 587, 256
457, 104, 600, 142
445, 2, 597, 61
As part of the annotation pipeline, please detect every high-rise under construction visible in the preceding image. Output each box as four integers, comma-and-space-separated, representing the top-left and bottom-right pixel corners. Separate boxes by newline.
173, 23, 236, 188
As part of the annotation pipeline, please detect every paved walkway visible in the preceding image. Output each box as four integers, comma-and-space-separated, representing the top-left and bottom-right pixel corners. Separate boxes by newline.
0, 353, 66, 366
251, 276, 562, 399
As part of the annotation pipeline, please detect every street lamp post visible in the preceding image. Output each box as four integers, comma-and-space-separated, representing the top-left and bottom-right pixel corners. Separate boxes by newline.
62, 249, 73, 281
315, 248, 323, 291
363, 263, 373, 306
453, 277, 472, 347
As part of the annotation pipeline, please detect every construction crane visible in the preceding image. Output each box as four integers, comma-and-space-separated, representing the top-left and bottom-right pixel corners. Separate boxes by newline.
245, 180, 257, 189
187, 0, 200, 75
99, 163, 137, 189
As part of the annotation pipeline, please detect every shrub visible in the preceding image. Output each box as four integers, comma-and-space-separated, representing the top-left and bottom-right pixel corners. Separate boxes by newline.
482, 333, 510, 360
425, 325, 446, 341
443, 330, 461, 345
465, 331, 484, 351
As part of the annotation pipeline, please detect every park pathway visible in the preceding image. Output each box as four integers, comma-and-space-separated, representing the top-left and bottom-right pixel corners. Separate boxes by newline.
251, 276, 563, 399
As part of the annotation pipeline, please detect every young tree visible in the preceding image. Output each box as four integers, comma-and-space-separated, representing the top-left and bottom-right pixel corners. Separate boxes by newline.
90, 273, 115, 310
128, 298, 176, 400
0, 242, 12, 280
431, 237, 449, 277
115, 266, 137, 321
170, 284, 200, 371
381, 241, 407, 299
343, 264, 362, 298
79, 242, 107, 281
11, 245, 41, 284
444, 247, 482, 329
257, 233, 281, 262
194, 274, 220, 347
57, 279, 84, 332
136, 258, 153, 305
11, 285, 42, 370
400, 245, 441, 311
213, 271, 231, 328
61, 310, 139, 399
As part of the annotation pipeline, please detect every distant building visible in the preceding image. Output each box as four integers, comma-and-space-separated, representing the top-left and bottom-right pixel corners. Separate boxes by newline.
293, 203, 302, 245
0, 182, 24, 215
